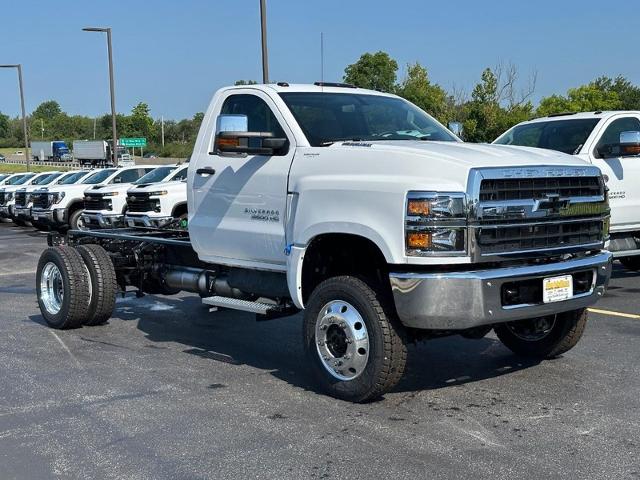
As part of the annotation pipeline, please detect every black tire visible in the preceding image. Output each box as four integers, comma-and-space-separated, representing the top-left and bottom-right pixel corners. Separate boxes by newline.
76, 244, 118, 326
36, 246, 91, 329
619, 256, 640, 271
494, 309, 588, 359
303, 276, 408, 403
68, 209, 84, 231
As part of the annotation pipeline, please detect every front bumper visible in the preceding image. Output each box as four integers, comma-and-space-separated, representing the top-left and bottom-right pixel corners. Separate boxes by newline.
389, 251, 613, 330
15, 206, 32, 220
82, 212, 125, 228
125, 214, 173, 228
0, 205, 14, 217
31, 208, 67, 226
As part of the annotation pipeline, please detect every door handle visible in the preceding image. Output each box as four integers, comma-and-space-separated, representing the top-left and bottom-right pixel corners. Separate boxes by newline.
196, 167, 216, 176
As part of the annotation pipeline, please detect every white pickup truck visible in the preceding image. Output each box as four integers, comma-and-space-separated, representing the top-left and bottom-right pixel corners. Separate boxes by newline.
36, 83, 612, 402
80, 166, 158, 229
494, 111, 640, 270
0, 171, 58, 225
31, 167, 149, 231
124, 164, 189, 228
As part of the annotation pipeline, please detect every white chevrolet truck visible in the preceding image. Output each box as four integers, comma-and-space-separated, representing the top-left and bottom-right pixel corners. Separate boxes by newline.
36, 84, 612, 402
125, 164, 189, 228
80, 166, 156, 228
495, 111, 640, 270
0, 171, 57, 225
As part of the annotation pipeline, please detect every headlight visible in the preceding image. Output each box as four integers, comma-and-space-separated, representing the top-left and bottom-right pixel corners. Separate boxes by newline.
405, 192, 467, 256
101, 191, 119, 197
7, 192, 14, 201
148, 190, 168, 196
49, 192, 65, 204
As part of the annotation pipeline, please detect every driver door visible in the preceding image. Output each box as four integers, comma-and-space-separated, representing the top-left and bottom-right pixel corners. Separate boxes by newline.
589, 115, 640, 231
189, 91, 295, 269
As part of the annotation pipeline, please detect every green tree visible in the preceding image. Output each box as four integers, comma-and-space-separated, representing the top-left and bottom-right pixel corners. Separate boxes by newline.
396, 62, 450, 123
32, 100, 62, 119
344, 51, 398, 92
130, 102, 154, 138
593, 75, 640, 110
0, 111, 9, 138
537, 82, 621, 116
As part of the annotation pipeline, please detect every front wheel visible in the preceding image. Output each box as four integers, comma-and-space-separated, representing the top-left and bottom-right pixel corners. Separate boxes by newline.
303, 276, 408, 403
494, 309, 588, 359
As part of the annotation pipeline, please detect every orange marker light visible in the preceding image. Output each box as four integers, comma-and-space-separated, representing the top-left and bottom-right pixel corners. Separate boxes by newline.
407, 199, 430, 216
218, 137, 239, 148
407, 232, 432, 249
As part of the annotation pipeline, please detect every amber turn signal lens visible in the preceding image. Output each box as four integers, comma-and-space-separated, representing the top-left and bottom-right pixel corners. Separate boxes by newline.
407, 199, 430, 216
407, 232, 432, 249
622, 145, 640, 155
218, 137, 239, 147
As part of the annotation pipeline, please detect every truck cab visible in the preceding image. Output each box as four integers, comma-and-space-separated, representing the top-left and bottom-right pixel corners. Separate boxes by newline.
125, 164, 189, 228
494, 111, 640, 268
81, 166, 156, 228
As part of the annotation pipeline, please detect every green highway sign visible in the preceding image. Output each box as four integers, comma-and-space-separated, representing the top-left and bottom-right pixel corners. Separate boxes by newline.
120, 137, 147, 147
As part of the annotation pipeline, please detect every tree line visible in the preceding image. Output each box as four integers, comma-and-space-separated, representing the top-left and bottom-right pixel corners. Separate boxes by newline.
2, 52, 640, 155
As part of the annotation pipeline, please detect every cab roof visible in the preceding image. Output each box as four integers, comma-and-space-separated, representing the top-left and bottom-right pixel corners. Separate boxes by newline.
222, 83, 398, 98
524, 110, 640, 124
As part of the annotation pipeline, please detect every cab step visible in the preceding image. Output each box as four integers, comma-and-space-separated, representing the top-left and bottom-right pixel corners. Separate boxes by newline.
201, 296, 276, 315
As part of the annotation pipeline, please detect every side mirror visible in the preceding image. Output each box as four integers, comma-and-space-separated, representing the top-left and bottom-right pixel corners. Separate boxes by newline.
599, 130, 640, 158
213, 114, 288, 156
448, 121, 463, 138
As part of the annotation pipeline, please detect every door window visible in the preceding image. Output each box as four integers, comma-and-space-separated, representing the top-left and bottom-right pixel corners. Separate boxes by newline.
218, 94, 288, 155
112, 169, 142, 184
595, 117, 640, 158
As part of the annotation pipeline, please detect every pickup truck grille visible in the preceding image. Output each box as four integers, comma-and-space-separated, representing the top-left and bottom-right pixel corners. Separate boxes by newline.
32, 192, 51, 210
14, 192, 27, 207
84, 194, 111, 211
126, 193, 160, 213
479, 177, 603, 201
0, 192, 6, 205
478, 219, 604, 255
470, 167, 609, 259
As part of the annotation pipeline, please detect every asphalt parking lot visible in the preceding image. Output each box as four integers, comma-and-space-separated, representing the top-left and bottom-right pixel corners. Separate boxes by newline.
0, 222, 638, 480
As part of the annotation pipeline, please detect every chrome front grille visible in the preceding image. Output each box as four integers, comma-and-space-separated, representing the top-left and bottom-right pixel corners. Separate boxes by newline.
84, 194, 111, 211
479, 176, 603, 201
14, 191, 27, 207
468, 166, 609, 260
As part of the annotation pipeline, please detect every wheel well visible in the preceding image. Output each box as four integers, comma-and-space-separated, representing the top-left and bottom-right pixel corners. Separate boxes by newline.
301, 233, 389, 303
67, 200, 84, 215
172, 202, 188, 218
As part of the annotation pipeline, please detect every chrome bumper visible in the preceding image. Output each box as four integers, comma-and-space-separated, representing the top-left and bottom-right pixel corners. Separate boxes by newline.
14, 206, 31, 219
125, 214, 173, 228
82, 213, 124, 228
31, 208, 65, 225
389, 251, 613, 330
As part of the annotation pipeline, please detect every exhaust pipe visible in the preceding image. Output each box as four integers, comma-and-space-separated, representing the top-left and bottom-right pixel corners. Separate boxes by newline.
160, 265, 247, 299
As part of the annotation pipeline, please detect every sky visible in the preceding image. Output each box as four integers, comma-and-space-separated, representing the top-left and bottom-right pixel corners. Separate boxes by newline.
1, 0, 639, 120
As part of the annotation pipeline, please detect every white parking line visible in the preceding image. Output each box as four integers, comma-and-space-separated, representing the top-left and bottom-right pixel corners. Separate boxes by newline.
588, 308, 640, 320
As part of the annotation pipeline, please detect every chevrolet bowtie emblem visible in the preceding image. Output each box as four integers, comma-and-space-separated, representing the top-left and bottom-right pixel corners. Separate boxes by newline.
534, 193, 571, 214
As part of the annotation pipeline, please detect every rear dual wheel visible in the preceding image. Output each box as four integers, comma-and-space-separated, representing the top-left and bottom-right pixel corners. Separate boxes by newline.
36, 245, 117, 329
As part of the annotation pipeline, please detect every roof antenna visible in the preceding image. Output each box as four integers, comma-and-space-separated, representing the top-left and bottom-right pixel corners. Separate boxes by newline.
320, 32, 324, 92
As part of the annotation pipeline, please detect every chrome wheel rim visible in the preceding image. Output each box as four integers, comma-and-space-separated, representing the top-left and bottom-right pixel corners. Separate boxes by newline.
315, 300, 370, 381
507, 315, 556, 341
40, 262, 63, 315
76, 215, 87, 231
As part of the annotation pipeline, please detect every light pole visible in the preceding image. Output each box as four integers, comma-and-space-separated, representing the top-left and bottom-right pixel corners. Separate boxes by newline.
260, 0, 269, 84
83, 27, 118, 163
0, 64, 30, 169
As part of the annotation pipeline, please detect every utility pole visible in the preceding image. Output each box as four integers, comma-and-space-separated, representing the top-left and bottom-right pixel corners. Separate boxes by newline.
161, 115, 165, 148
0, 64, 30, 169
83, 27, 118, 162
93, 117, 97, 139
260, 0, 269, 83
41, 118, 44, 139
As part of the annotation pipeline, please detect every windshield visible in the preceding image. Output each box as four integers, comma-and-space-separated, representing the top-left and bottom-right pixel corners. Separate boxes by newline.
6, 174, 34, 185
0, 175, 8, 182
82, 169, 117, 184
32, 173, 62, 185
494, 118, 600, 155
134, 166, 177, 184
58, 171, 89, 185
279, 92, 457, 146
